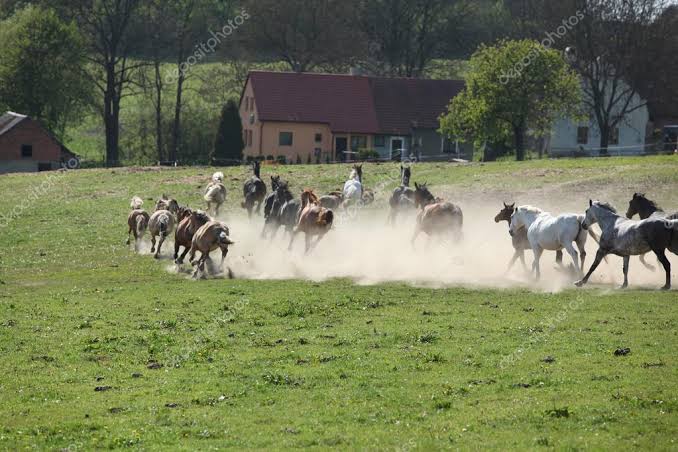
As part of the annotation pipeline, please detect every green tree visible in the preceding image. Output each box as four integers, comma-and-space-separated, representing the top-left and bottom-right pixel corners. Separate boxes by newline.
440, 39, 582, 161
0, 5, 92, 139
211, 100, 244, 164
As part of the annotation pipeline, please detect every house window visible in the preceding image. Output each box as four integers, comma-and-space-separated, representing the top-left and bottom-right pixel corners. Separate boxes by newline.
279, 131, 293, 146
577, 126, 589, 145
315, 133, 322, 143
350, 135, 367, 151
21, 144, 33, 158
374, 135, 385, 147
609, 127, 619, 145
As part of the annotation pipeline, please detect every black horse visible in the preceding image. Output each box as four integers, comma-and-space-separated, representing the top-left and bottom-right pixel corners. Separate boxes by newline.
626, 192, 678, 260
388, 165, 416, 225
263, 175, 281, 223
242, 161, 267, 219
262, 179, 294, 239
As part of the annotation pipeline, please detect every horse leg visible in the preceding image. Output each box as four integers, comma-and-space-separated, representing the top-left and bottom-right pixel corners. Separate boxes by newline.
575, 234, 588, 274
288, 229, 298, 251
563, 243, 581, 276
531, 247, 543, 280
411, 226, 421, 247
150, 234, 156, 253
255, 200, 262, 214
304, 233, 312, 254
174, 241, 180, 262
126, 225, 132, 245
506, 250, 520, 274
178, 246, 190, 265
639, 253, 656, 271
575, 248, 607, 287
652, 249, 671, 290
620, 255, 630, 289
155, 233, 166, 259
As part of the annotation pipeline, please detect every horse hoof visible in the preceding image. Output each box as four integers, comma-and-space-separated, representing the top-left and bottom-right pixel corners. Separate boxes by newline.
618, 284, 628, 290
154, 254, 160, 259
574, 279, 585, 287
660, 285, 671, 291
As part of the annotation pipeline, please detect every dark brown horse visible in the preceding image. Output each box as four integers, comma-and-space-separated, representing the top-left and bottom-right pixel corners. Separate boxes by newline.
288, 189, 334, 253
242, 161, 267, 218
626, 192, 678, 261
495, 202, 563, 273
411, 182, 463, 244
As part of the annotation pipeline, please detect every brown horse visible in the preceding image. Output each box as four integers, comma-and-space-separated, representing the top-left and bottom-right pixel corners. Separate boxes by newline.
288, 189, 334, 253
188, 220, 235, 278
411, 182, 463, 245
174, 209, 211, 264
126, 196, 150, 251
495, 202, 563, 273
319, 190, 344, 210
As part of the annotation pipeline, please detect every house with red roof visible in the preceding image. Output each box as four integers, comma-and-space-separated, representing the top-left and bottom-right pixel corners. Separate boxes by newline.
239, 71, 471, 163
0, 111, 78, 173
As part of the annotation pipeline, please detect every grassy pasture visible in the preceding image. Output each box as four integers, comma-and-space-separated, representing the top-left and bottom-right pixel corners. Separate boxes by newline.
0, 156, 677, 449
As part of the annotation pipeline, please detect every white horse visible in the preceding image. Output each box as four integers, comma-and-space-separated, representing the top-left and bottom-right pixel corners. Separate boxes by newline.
204, 171, 227, 216
509, 205, 593, 279
342, 164, 363, 205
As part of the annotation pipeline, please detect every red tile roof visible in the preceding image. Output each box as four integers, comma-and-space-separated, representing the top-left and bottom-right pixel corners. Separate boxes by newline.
245, 71, 464, 135
248, 71, 380, 134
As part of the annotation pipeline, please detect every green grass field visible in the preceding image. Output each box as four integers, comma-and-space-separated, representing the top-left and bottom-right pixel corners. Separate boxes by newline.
0, 156, 677, 449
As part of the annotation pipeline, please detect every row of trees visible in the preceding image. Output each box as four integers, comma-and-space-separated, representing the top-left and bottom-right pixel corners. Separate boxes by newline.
0, 0, 675, 163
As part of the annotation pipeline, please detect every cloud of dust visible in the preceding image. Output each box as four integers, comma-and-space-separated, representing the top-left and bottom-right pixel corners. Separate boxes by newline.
175, 199, 676, 292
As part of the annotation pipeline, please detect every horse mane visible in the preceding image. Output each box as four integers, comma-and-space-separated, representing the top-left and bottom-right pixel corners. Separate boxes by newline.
301, 189, 319, 208
516, 205, 543, 214
595, 201, 617, 213
635, 193, 662, 212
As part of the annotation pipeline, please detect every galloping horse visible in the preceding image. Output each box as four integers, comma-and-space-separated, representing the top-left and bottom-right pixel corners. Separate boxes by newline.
288, 189, 334, 253
204, 172, 227, 216
388, 165, 416, 225
576, 200, 678, 290
494, 202, 563, 273
626, 192, 678, 267
174, 209, 211, 264
242, 161, 267, 218
411, 182, 463, 245
189, 221, 235, 279
263, 175, 281, 224
127, 196, 150, 251
262, 179, 294, 239
343, 164, 363, 206
509, 205, 596, 280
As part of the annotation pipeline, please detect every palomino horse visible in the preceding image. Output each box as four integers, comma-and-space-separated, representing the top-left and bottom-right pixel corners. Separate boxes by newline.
262, 180, 294, 239
343, 164, 363, 206
509, 205, 591, 280
388, 165, 416, 225
155, 194, 179, 213
174, 209, 211, 264
411, 182, 463, 245
494, 202, 563, 273
127, 196, 150, 251
288, 189, 334, 253
626, 192, 678, 268
204, 172, 227, 216
242, 161, 267, 218
149, 208, 177, 259
576, 200, 678, 290
188, 220, 235, 279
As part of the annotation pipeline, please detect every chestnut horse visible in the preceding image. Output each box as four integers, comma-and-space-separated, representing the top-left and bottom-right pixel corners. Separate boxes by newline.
188, 220, 235, 279
288, 189, 334, 253
174, 209, 211, 264
127, 196, 150, 251
411, 182, 463, 245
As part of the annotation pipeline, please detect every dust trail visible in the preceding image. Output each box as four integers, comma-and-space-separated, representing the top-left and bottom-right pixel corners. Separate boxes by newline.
153, 199, 676, 292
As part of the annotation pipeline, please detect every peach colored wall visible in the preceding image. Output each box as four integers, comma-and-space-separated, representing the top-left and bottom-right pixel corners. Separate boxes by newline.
260, 122, 333, 162
240, 79, 261, 157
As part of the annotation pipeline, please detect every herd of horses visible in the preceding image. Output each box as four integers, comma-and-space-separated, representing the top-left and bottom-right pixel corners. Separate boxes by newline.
126, 163, 678, 288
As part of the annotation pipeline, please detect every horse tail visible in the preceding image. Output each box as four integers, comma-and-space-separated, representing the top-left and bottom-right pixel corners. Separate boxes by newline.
136, 214, 148, 236
130, 196, 143, 210
586, 227, 601, 245
317, 209, 334, 227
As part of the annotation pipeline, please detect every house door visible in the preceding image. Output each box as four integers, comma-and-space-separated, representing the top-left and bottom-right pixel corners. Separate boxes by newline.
335, 137, 348, 162
390, 138, 404, 161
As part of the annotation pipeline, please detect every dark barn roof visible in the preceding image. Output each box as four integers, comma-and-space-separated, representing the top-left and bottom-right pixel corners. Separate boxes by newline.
244, 71, 464, 135
0, 111, 28, 137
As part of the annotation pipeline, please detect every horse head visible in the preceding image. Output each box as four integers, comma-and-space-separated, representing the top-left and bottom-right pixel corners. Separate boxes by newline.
413, 182, 434, 209
270, 175, 281, 191
494, 202, 515, 223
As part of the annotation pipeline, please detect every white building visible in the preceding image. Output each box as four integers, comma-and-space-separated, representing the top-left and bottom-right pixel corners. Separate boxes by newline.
549, 87, 649, 157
